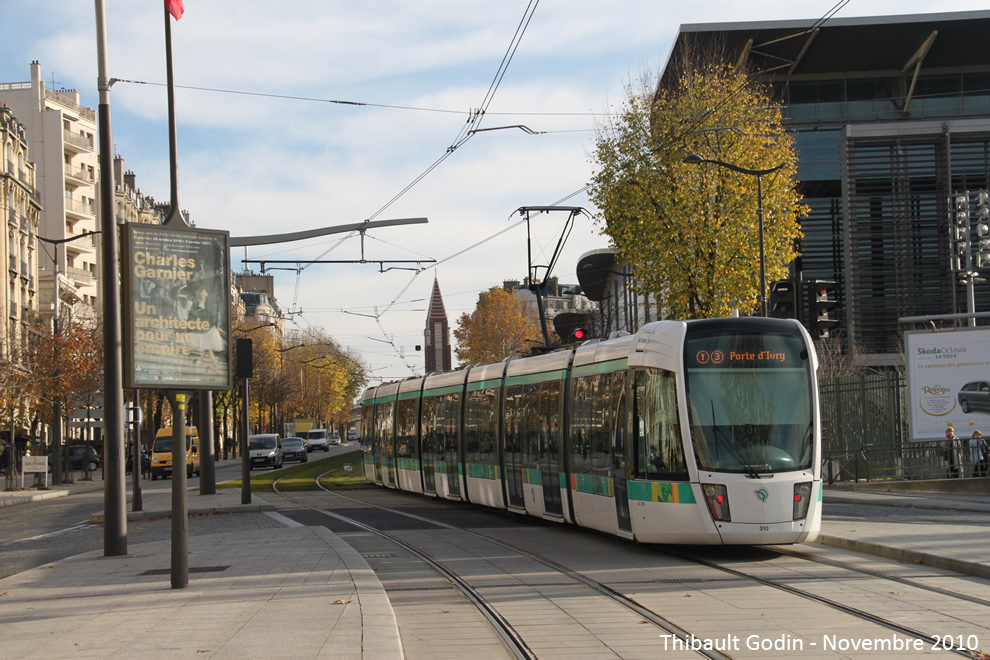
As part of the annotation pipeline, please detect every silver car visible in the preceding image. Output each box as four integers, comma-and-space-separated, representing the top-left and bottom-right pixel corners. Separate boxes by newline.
959, 381, 990, 413
248, 434, 283, 470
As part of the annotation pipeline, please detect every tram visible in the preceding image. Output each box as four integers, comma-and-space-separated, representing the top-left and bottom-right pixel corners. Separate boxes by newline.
360, 317, 822, 545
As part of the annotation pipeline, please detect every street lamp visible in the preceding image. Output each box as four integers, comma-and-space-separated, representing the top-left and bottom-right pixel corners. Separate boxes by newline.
37, 230, 101, 484
683, 153, 783, 317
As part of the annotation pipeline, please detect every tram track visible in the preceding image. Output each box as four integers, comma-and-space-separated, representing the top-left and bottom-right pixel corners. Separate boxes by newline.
657, 548, 983, 659
272, 471, 734, 660
761, 545, 990, 610
281, 476, 990, 659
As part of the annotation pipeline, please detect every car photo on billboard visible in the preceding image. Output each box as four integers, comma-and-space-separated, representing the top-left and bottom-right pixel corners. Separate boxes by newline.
958, 381, 990, 413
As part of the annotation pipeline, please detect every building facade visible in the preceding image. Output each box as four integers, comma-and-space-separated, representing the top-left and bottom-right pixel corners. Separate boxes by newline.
1, 104, 41, 349
0, 62, 100, 319
661, 10, 990, 365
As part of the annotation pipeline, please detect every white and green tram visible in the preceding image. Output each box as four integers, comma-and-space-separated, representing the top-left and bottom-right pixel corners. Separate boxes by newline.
360, 317, 822, 545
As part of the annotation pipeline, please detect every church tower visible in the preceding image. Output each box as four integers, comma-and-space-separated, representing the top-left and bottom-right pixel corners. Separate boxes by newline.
424, 277, 451, 373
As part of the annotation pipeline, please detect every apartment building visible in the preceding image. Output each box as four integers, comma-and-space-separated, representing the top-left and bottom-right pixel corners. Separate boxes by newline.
0, 104, 41, 343
0, 61, 100, 320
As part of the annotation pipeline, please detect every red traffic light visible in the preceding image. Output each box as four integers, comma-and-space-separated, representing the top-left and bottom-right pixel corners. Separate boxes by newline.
572, 328, 586, 340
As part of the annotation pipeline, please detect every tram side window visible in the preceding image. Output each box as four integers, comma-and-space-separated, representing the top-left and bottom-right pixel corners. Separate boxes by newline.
570, 376, 593, 474
570, 373, 613, 476
420, 397, 438, 456
635, 369, 688, 481
395, 398, 418, 459
437, 393, 461, 458
375, 401, 395, 457
465, 387, 498, 467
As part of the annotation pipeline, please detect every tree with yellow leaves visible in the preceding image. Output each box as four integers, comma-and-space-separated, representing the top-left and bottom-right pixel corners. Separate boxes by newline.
453, 286, 543, 365
589, 64, 807, 318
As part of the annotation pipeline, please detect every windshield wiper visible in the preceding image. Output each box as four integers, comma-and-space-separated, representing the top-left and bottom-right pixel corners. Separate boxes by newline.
710, 400, 763, 479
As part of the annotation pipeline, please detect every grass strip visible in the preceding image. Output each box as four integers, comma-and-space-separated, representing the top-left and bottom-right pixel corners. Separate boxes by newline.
217, 450, 368, 492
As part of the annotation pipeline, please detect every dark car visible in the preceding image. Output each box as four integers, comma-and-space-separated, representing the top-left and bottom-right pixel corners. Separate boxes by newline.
958, 381, 990, 413
67, 445, 101, 472
281, 437, 308, 463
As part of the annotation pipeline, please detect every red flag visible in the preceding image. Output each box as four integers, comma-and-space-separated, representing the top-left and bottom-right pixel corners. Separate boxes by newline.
166, 0, 184, 20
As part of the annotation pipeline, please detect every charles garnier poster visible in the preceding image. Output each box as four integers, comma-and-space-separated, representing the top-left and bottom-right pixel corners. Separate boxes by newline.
122, 223, 231, 390
906, 327, 990, 441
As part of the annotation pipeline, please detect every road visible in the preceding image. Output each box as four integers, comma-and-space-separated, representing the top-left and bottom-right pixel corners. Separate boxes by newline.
0, 457, 260, 579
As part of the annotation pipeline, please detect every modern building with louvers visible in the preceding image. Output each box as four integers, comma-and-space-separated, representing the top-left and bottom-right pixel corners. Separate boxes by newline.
661, 10, 990, 366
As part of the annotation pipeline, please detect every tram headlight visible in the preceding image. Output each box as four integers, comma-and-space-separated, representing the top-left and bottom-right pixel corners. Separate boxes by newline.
793, 482, 812, 520
702, 483, 731, 522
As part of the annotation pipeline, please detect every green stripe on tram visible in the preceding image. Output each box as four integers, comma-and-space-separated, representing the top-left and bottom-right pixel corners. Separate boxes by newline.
466, 378, 503, 392
571, 473, 613, 497
397, 390, 420, 401
397, 457, 419, 471
626, 481, 697, 504
505, 369, 567, 387
467, 463, 500, 479
570, 358, 628, 378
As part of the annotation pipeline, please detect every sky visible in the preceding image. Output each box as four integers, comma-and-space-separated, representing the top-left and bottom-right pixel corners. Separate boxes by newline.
2, 0, 987, 386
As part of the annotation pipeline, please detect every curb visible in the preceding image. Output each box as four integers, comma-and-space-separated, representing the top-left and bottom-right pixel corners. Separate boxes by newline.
823, 493, 990, 514
817, 534, 990, 581
0, 489, 71, 507
88, 502, 275, 524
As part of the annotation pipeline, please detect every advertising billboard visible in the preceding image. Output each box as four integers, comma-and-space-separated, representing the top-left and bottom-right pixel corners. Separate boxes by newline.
122, 223, 232, 390
906, 327, 990, 441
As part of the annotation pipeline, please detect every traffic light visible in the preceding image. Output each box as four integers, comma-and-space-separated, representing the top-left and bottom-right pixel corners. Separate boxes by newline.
769, 279, 797, 319
235, 338, 253, 379
952, 193, 971, 273
553, 311, 596, 344
975, 191, 990, 269
807, 280, 838, 338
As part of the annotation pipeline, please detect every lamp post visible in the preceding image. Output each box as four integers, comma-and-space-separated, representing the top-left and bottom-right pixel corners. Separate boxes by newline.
38, 231, 101, 485
683, 153, 783, 317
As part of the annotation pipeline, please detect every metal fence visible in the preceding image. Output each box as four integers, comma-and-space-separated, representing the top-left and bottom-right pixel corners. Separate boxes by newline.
819, 371, 966, 482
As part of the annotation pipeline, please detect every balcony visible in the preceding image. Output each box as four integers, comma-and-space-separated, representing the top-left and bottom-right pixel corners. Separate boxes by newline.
64, 196, 94, 219
62, 129, 93, 153
65, 265, 93, 283
64, 163, 93, 187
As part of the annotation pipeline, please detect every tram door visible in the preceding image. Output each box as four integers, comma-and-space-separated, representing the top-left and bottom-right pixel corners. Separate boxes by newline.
440, 392, 461, 498
503, 385, 526, 509
421, 400, 437, 494
612, 376, 632, 535
421, 432, 436, 494
540, 381, 563, 517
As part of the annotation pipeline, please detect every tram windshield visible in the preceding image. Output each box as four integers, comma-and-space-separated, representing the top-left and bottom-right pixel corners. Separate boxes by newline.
684, 329, 814, 474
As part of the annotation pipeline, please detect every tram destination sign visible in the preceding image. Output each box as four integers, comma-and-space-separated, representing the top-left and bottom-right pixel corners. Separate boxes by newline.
121, 223, 232, 391
905, 327, 990, 441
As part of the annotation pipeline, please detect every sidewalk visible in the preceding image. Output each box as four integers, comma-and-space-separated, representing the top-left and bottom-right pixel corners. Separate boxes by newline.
0, 474, 403, 659
820, 485, 990, 580
3, 476, 990, 659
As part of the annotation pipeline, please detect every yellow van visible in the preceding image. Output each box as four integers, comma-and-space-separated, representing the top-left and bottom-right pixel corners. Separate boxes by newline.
150, 426, 200, 480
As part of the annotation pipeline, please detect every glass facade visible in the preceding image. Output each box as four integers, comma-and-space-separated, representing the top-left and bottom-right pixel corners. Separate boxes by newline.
773, 72, 990, 356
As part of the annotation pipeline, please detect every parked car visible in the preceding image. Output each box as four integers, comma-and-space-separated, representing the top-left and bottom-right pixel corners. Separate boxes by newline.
305, 429, 330, 452
959, 381, 990, 413
67, 445, 101, 472
248, 434, 283, 470
281, 437, 308, 463
328, 433, 342, 446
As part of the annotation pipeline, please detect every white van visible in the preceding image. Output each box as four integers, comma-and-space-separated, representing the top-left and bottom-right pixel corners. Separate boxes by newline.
305, 429, 329, 452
